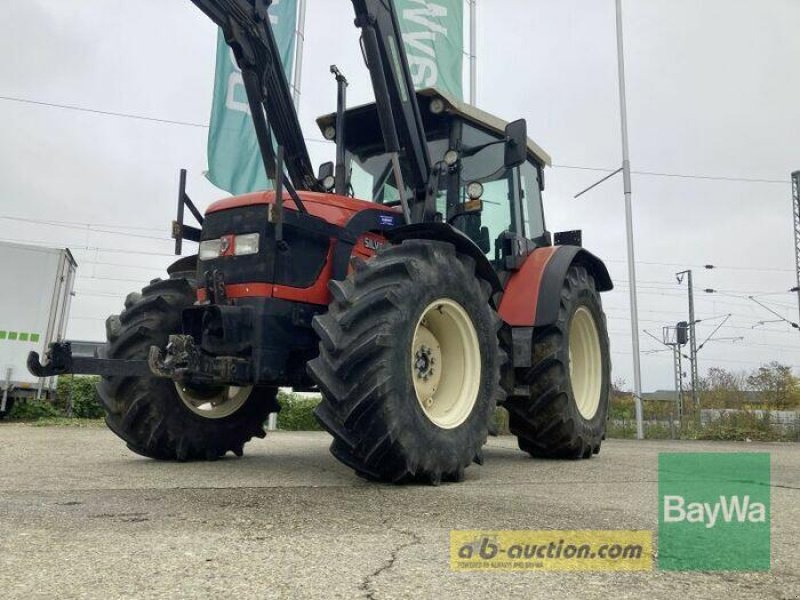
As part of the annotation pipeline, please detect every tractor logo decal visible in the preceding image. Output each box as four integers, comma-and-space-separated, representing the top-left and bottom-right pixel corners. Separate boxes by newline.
364, 238, 386, 251
379, 215, 397, 227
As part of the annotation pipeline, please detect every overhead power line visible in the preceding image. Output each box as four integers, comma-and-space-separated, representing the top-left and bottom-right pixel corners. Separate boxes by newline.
0, 95, 332, 144
0, 94, 789, 182
605, 258, 795, 274
555, 164, 789, 185
0, 236, 177, 257
0, 215, 172, 242
0, 95, 209, 129
0, 214, 167, 234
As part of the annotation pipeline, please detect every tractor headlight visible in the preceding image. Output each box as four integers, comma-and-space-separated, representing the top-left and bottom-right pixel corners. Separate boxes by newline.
466, 181, 484, 200
429, 97, 446, 115
444, 149, 459, 167
199, 239, 222, 260
199, 234, 260, 260
234, 233, 260, 256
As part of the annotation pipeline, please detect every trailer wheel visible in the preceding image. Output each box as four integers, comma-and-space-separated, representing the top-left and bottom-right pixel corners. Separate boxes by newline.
96, 275, 276, 461
308, 240, 505, 484
505, 264, 610, 459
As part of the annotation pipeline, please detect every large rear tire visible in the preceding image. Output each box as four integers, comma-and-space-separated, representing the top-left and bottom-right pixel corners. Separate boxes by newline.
505, 264, 610, 459
308, 240, 504, 484
96, 275, 277, 461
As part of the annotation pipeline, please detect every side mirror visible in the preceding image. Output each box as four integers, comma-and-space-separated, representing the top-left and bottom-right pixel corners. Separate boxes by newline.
318, 161, 334, 180
504, 119, 527, 169
477, 226, 491, 254
318, 161, 335, 191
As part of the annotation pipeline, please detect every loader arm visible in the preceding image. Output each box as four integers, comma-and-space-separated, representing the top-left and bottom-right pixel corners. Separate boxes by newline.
350, 0, 433, 222
191, 0, 322, 192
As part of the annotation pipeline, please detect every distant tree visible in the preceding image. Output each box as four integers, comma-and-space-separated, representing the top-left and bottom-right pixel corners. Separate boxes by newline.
611, 378, 631, 398
699, 367, 747, 408
609, 378, 634, 419
746, 362, 800, 410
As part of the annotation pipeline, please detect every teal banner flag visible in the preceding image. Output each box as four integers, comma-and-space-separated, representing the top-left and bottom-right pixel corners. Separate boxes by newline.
394, 0, 464, 100
206, 0, 298, 195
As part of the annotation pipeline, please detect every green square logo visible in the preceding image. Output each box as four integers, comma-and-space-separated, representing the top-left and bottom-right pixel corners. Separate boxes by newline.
659, 453, 770, 571
7, 331, 17, 341
30, 333, 40, 343
0, 331, 6, 340
19, 332, 29, 342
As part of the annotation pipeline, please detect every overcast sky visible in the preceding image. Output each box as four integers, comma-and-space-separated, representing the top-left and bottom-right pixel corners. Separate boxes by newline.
2, 0, 799, 392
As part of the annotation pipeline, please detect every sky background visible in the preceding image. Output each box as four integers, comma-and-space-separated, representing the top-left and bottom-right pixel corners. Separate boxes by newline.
1, 0, 799, 392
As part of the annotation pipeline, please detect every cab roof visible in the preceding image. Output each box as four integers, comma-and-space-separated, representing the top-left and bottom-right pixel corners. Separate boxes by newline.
316, 87, 552, 167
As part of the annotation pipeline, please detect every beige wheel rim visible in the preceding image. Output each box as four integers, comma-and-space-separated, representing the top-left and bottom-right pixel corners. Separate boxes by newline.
411, 298, 481, 430
569, 306, 603, 420
175, 384, 252, 420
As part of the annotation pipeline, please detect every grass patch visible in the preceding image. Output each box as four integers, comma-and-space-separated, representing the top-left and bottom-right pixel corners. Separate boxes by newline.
28, 417, 105, 428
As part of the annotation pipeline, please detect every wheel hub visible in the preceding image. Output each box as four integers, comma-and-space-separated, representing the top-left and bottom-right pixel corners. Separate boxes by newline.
175, 384, 253, 420
411, 299, 480, 430
568, 306, 603, 420
412, 325, 442, 404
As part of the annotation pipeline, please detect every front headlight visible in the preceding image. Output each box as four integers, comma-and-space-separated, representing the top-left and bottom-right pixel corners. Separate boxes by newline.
199, 233, 260, 259
234, 233, 260, 256
199, 239, 222, 260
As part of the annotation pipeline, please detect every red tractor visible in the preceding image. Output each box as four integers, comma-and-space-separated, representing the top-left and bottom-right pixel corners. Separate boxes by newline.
29, 0, 612, 484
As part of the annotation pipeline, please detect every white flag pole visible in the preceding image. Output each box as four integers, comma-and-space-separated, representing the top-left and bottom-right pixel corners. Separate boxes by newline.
292, 0, 308, 110
615, 0, 644, 440
469, 0, 477, 105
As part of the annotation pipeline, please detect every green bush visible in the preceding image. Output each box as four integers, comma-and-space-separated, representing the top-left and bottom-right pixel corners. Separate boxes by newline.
492, 406, 510, 435
276, 391, 323, 431
9, 399, 60, 420
606, 420, 637, 439
56, 376, 104, 419
692, 411, 788, 442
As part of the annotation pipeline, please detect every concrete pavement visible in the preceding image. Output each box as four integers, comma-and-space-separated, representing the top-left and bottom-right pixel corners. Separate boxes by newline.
0, 425, 797, 599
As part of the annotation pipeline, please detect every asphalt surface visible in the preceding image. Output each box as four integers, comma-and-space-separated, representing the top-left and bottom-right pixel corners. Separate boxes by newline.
0, 425, 797, 600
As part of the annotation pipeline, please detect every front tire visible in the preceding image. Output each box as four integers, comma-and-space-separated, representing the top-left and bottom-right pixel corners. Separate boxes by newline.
308, 240, 504, 484
97, 275, 277, 461
505, 264, 610, 459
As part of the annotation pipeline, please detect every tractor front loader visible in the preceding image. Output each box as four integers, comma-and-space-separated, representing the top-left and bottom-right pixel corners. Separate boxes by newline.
29, 0, 613, 484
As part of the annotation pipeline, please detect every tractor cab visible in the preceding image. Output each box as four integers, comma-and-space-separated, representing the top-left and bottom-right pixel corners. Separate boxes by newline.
317, 89, 552, 262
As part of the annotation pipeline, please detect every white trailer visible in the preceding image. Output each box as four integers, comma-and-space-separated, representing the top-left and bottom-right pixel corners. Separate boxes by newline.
0, 241, 77, 417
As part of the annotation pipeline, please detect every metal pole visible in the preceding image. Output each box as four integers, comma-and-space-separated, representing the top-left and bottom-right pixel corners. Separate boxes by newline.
670, 346, 680, 439
469, 0, 477, 105
792, 171, 800, 325
687, 270, 700, 409
1, 368, 11, 414
615, 0, 643, 439
291, 0, 307, 110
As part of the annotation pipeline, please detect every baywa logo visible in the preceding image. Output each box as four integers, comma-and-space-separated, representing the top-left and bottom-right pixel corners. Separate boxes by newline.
663, 494, 767, 529
658, 453, 771, 571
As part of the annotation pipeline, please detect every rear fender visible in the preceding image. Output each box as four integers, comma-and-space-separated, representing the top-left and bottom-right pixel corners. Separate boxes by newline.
498, 245, 612, 328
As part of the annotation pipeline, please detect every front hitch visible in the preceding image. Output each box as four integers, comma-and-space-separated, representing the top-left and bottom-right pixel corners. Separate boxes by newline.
148, 335, 252, 386
27, 342, 153, 378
